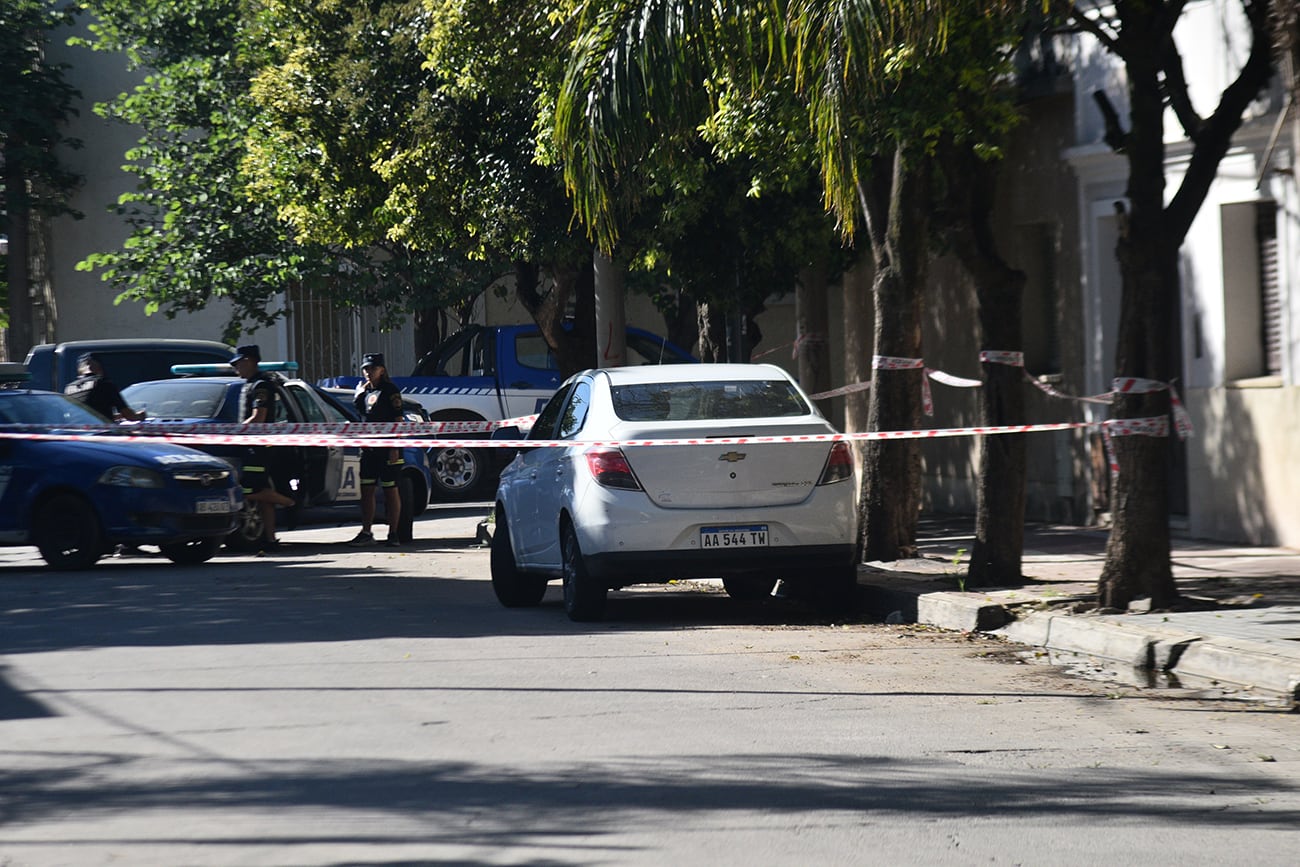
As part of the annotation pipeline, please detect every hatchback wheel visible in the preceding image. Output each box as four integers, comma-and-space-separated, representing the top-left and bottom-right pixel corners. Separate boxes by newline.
34, 493, 103, 570
561, 522, 606, 621
225, 501, 263, 551
490, 511, 548, 607
160, 537, 220, 565
811, 563, 861, 615
722, 574, 778, 601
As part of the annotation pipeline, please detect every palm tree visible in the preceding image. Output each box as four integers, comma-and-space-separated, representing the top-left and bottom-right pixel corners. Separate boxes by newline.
554, 0, 1027, 565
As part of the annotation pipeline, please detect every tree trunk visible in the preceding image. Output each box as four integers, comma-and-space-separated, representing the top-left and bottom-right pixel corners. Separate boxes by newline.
514, 255, 598, 379
842, 261, 873, 433
1098, 14, 1177, 610
1076, 0, 1273, 610
1099, 214, 1179, 609
412, 307, 445, 360
858, 149, 929, 562
697, 301, 726, 362
796, 257, 832, 417
4, 151, 33, 362
941, 143, 1028, 587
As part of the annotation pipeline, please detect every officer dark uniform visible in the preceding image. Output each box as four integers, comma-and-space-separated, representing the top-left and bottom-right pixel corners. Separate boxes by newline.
230, 344, 294, 551
64, 353, 145, 421
350, 352, 405, 546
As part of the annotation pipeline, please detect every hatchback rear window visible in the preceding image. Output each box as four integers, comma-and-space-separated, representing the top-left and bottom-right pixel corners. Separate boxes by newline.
611, 380, 809, 421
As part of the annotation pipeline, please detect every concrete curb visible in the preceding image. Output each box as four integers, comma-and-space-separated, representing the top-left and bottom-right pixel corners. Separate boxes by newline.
857, 579, 1300, 704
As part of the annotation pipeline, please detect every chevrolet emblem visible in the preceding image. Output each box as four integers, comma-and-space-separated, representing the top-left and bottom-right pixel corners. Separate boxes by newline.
718, 451, 747, 463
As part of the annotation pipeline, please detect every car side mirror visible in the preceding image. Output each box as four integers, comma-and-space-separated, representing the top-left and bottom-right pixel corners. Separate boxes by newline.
491, 424, 525, 463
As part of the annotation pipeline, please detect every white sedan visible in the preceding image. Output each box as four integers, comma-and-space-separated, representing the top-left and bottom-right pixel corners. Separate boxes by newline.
490, 363, 860, 621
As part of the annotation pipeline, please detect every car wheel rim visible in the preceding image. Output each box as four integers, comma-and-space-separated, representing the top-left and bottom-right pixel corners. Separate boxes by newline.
433, 448, 479, 490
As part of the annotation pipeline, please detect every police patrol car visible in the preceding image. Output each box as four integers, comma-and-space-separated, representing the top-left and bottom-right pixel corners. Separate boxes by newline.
120, 362, 431, 549
0, 363, 241, 569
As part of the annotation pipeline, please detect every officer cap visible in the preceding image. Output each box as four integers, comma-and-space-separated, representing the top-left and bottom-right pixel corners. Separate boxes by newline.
77, 352, 101, 368
361, 352, 386, 370
230, 344, 261, 366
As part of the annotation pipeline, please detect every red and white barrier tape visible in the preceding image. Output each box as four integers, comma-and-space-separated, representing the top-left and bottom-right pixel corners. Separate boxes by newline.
795, 348, 1192, 438
0, 414, 540, 438
751, 331, 828, 361
0, 420, 1096, 450
873, 355, 933, 415
1101, 414, 1171, 481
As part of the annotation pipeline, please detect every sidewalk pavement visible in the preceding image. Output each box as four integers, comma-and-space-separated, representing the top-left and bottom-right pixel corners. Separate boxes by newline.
854, 515, 1300, 706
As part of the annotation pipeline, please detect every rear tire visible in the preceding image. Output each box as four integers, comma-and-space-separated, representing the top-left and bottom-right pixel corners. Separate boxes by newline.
722, 574, 778, 601
811, 563, 861, 615
395, 474, 416, 543
561, 522, 606, 622
224, 501, 263, 552
490, 510, 548, 607
160, 537, 220, 565
34, 493, 104, 570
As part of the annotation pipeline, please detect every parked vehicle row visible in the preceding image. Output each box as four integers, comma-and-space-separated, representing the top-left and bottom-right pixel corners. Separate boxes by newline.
0, 365, 241, 569
120, 364, 432, 548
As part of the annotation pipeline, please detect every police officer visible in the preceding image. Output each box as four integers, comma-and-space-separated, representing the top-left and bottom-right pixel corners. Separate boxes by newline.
64, 353, 146, 421
349, 352, 404, 547
231, 344, 294, 552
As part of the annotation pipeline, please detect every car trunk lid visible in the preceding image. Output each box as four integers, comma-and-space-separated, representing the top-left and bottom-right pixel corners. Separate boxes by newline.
605, 420, 837, 509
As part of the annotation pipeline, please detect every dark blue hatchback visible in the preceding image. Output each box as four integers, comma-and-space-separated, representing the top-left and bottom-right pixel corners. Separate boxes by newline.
0, 388, 242, 569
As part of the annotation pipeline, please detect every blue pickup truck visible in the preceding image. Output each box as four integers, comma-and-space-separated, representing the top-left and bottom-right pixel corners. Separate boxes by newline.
320, 324, 696, 500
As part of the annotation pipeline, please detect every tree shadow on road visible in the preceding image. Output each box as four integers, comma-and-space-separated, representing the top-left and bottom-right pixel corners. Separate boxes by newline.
1, 750, 1297, 862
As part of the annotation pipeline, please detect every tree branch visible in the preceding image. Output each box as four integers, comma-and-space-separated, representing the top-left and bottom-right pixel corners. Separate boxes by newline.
1160, 33, 1203, 140
1063, 2, 1126, 59
1167, 0, 1276, 239
1093, 90, 1129, 152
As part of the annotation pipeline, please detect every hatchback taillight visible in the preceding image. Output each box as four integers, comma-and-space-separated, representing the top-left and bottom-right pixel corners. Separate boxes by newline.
585, 448, 643, 490
817, 441, 854, 485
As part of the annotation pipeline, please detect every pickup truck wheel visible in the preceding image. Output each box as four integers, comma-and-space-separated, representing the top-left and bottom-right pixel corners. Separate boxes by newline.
429, 446, 487, 501
160, 537, 220, 565
34, 493, 104, 570
490, 511, 548, 607
561, 522, 606, 621
224, 501, 264, 552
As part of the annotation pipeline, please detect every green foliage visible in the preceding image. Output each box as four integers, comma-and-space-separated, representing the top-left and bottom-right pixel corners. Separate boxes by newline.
0, 0, 83, 220
555, 0, 1026, 243
77, 0, 488, 341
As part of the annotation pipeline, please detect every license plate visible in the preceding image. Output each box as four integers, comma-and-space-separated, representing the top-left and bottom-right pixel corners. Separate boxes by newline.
196, 498, 232, 514
700, 525, 769, 548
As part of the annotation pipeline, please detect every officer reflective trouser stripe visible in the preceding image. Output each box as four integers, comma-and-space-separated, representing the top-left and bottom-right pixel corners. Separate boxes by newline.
241, 460, 266, 493
381, 457, 402, 489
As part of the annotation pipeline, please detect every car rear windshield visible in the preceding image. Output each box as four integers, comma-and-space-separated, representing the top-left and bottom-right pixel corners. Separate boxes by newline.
0, 393, 107, 426
122, 381, 233, 419
611, 380, 809, 421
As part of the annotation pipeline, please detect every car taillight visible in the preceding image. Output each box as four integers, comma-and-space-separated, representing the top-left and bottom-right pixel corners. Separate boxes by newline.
817, 441, 854, 485
584, 448, 643, 491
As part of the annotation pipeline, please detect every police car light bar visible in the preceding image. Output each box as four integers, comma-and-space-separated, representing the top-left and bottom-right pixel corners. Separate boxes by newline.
171, 361, 299, 375
0, 362, 32, 384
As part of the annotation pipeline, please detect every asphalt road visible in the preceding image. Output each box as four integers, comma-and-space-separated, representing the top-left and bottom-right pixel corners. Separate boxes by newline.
2, 505, 1299, 866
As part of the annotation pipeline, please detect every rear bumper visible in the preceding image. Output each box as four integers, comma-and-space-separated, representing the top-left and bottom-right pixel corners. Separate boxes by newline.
584, 544, 857, 584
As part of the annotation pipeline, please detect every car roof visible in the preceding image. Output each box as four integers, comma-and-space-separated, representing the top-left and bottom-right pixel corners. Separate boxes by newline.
35, 338, 232, 352
591, 362, 794, 386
